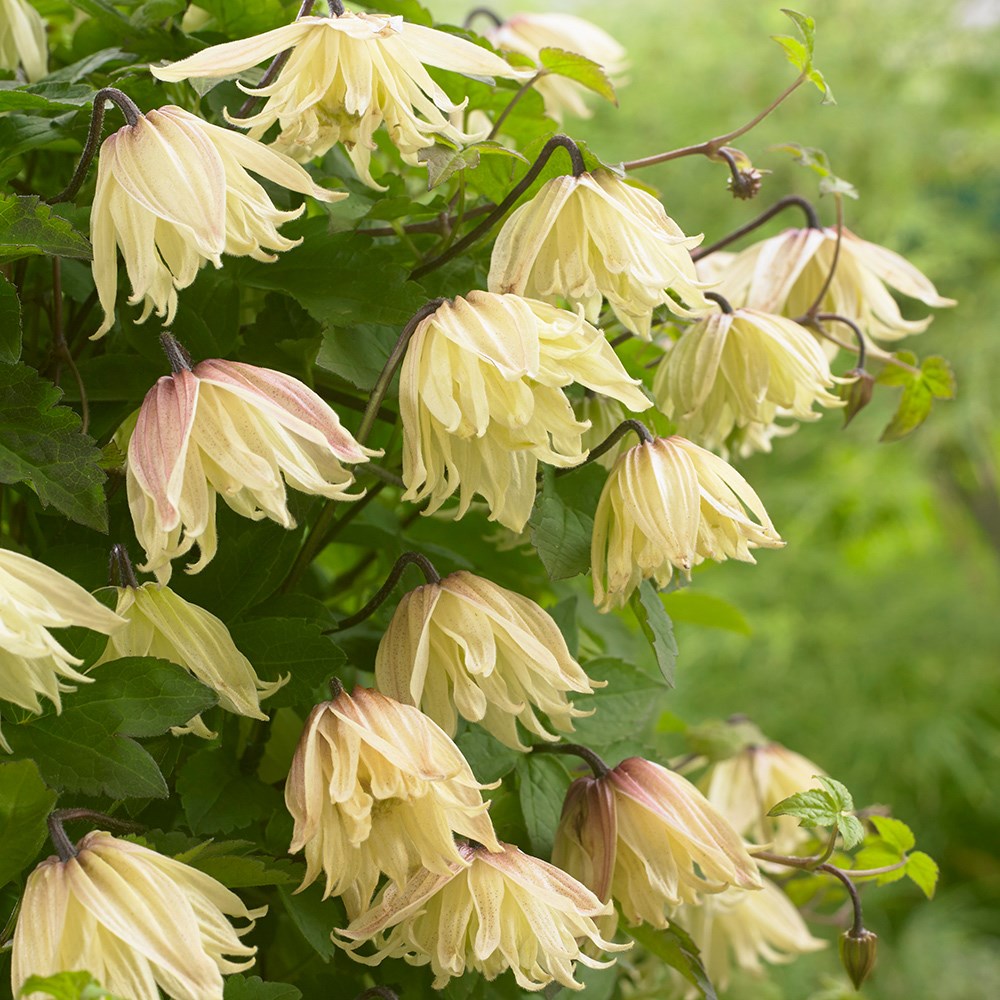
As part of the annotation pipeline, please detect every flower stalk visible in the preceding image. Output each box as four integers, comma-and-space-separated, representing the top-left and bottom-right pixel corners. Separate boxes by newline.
335, 551, 441, 630
692, 194, 821, 262
556, 419, 654, 477
531, 741, 611, 778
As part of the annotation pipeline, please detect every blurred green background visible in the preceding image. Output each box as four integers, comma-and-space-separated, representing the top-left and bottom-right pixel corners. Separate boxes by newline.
443, 0, 1000, 996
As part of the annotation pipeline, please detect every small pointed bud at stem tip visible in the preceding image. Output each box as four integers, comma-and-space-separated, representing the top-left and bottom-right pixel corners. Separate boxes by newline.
530, 742, 611, 778
108, 543, 140, 589
692, 194, 821, 261
335, 551, 442, 630
705, 291, 735, 314
840, 928, 878, 990
159, 332, 194, 373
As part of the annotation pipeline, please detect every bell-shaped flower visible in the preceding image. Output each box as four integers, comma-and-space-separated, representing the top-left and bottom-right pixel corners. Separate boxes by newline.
94, 580, 287, 736
335, 840, 627, 990
12, 830, 265, 1000
714, 226, 955, 343
91, 104, 344, 336
591, 435, 784, 610
375, 570, 598, 750
0, 0, 46, 81
401, 291, 651, 533
704, 741, 826, 855
553, 757, 763, 928
653, 307, 843, 452
485, 12, 628, 120
672, 879, 825, 993
0, 550, 124, 752
284, 685, 500, 917
150, 11, 530, 189
488, 170, 709, 338
126, 354, 374, 583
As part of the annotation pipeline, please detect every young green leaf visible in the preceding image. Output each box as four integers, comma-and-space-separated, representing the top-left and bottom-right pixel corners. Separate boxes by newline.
769, 775, 864, 849
516, 753, 572, 858
539, 47, 618, 105
771, 9, 835, 104
773, 144, 857, 198
631, 580, 680, 687
18, 972, 120, 1000
905, 850, 939, 899
418, 144, 483, 189
0, 759, 58, 888
878, 357, 956, 442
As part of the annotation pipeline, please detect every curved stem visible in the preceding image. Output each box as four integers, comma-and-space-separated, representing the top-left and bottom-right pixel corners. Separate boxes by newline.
109, 543, 139, 589
488, 71, 543, 140
335, 551, 441, 630
692, 194, 821, 262
804, 194, 844, 318
160, 332, 193, 373
818, 863, 865, 936
705, 291, 734, 314
531, 742, 611, 778
812, 313, 867, 371
464, 7, 503, 29
410, 134, 586, 281
47, 808, 143, 863
49, 88, 142, 204
557, 419, 653, 477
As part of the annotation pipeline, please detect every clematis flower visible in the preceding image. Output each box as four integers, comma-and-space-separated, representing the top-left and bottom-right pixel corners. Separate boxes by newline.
488, 170, 709, 338
652, 307, 843, 452
715, 226, 955, 343
284, 685, 500, 916
485, 12, 628, 120
126, 348, 374, 583
150, 10, 530, 188
94, 576, 287, 737
552, 757, 763, 928
0, 0, 45, 81
12, 830, 265, 1000
0, 549, 124, 752
591, 435, 783, 610
91, 104, 344, 336
335, 840, 627, 990
672, 880, 825, 993
400, 291, 651, 533
375, 570, 598, 750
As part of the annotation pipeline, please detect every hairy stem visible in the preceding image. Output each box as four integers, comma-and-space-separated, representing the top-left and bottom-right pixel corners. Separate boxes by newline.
531, 742, 611, 778
556, 419, 653, 477
108, 543, 139, 589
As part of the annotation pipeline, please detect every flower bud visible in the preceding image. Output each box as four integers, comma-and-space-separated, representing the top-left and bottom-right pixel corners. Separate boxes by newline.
0, 0, 46, 81
840, 927, 878, 990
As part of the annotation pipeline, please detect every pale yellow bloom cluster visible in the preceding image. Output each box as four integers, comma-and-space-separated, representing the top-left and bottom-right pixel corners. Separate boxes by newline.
336, 841, 626, 991
284, 686, 500, 916
151, 11, 529, 188
553, 758, 762, 928
653, 307, 843, 452
127, 356, 374, 582
0, 549, 124, 752
375, 570, 598, 749
92, 105, 343, 336
400, 291, 650, 533
489, 170, 708, 338
12, 831, 265, 1000
591, 436, 784, 610
0, 0, 46, 81
486, 12, 628, 120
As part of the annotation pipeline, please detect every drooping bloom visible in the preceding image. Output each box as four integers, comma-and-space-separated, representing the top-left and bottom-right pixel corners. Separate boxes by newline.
552, 757, 763, 928
94, 581, 287, 735
375, 570, 598, 750
150, 11, 530, 188
488, 170, 709, 338
591, 435, 784, 610
12, 831, 265, 1000
91, 104, 344, 336
284, 686, 500, 917
0, 0, 46, 81
652, 307, 843, 452
485, 12, 628, 120
401, 291, 651, 533
336, 840, 627, 990
704, 741, 826, 854
126, 353, 374, 582
0, 550, 124, 752
715, 226, 955, 343
672, 879, 825, 993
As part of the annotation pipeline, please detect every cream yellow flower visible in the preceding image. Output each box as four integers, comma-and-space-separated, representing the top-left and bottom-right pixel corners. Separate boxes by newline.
486, 12, 628, 120
91, 104, 344, 336
553, 758, 763, 928
150, 10, 530, 188
336, 840, 627, 990
672, 879, 825, 993
653, 307, 842, 452
488, 170, 709, 338
591, 435, 784, 610
0, 0, 46, 81
715, 226, 955, 343
0, 550, 124, 752
284, 685, 500, 916
127, 351, 374, 583
94, 580, 286, 735
12, 831, 265, 1000
401, 291, 651, 533
375, 570, 598, 750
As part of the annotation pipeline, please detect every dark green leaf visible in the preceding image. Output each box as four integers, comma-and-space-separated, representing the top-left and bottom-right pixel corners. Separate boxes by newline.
224, 977, 302, 1000
905, 850, 939, 898
539, 47, 618, 105
516, 753, 571, 858
529, 464, 607, 581
418, 144, 483, 189
660, 589, 752, 635
196, 0, 302, 35
0, 272, 21, 364
279, 880, 345, 961
0, 83, 94, 113
316, 323, 399, 391
547, 595, 579, 657
0, 760, 57, 888
625, 920, 718, 999
456, 727, 521, 783
0, 362, 107, 530
0, 114, 75, 166
631, 581, 679, 686
0, 194, 92, 263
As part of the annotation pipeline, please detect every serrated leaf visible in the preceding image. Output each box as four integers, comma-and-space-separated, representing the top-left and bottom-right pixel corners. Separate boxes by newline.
5, 658, 216, 800
539, 47, 618, 105
876, 350, 920, 385
18, 972, 120, 1000
880, 376, 933, 442
905, 850, 939, 898
0, 760, 58, 888
660, 589, 752, 635
772, 10, 835, 103
625, 920, 717, 999
770, 775, 863, 847
0, 194, 92, 263
529, 464, 607, 581
838, 813, 866, 851
920, 355, 956, 399
0, 83, 94, 113
316, 323, 399, 391
0, 272, 21, 364
631, 581, 679, 686
869, 815, 916, 854
224, 977, 302, 1000
456, 728, 521, 784
516, 754, 571, 858
0, 362, 107, 530
418, 144, 482, 189
774, 144, 856, 197
279, 880, 345, 961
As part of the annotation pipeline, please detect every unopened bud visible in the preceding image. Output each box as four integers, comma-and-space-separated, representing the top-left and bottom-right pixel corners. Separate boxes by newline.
840, 368, 875, 426
840, 927, 878, 990
729, 166, 765, 200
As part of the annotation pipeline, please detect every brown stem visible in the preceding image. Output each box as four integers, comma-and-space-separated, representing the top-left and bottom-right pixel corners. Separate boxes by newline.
464, 7, 503, 29
333, 551, 441, 630
692, 194, 820, 262
47, 808, 143, 863
810, 313, 867, 371
531, 742, 610, 778
109, 543, 140, 589
804, 194, 844, 318
489, 71, 544, 140
556, 419, 653, 477
705, 291, 734, 314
